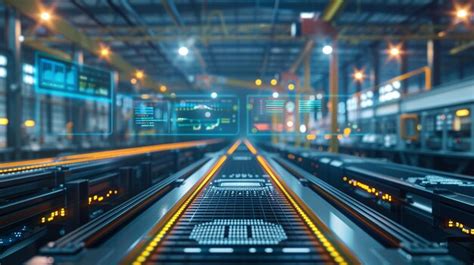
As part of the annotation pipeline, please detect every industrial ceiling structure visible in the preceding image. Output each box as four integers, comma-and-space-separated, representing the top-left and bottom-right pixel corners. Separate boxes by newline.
3, 0, 473, 93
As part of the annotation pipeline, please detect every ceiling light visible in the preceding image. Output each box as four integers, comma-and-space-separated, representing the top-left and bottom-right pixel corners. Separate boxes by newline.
387, 43, 403, 60
322, 45, 333, 55
135, 70, 144, 79
353, 70, 365, 81
300, 12, 315, 19
178, 46, 189, 56
272, 92, 279, 98
130, 78, 137, 85
211, 92, 218, 99
389, 47, 400, 56
456, 7, 470, 19
270, 79, 278, 86
160, 85, 167, 93
255, 79, 262, 86
40, 12, 51, 21
100, 47, 110, 57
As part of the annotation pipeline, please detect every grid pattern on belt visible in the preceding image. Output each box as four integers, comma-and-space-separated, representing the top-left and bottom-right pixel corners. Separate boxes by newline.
147, 149, 332, 264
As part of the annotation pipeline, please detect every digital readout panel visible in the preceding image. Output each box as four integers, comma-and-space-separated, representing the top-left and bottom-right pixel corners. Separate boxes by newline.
247, 95, 321, 136
36, 54, 112, 100
34, 53, 113, 135
132, 95, 239, 135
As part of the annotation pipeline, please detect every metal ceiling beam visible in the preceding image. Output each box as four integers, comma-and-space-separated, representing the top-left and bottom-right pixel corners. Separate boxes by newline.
29, 33, 474, 43
289, 0, 346, 74
3, 0, 162, 90
54, 2, 435, 17
29, 32, 474, 45
23, 40, 71, 61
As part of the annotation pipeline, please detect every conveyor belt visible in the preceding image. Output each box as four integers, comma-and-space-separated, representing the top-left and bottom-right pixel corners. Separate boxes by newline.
123, 141, 357, 265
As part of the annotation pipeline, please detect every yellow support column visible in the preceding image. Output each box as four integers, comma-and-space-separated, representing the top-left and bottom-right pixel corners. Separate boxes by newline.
329, 41, 339, 153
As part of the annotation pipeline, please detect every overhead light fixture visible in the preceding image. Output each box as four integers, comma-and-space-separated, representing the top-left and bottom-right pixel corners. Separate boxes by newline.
100, 47, 110, 57
322, 45, 333, 55
135, 70, 144, 79
211, 92, 218, 99
160, 85, 167, 93
454, 3, 471, 22
18, 35, 25, 42
300, 12, 315, 19
255, 79, 262, 86
272, 92, 279, 98
270, 79, 278, 86
389, 47, 400, 56
353, 69, 365, 82
387, 43, 402, 60
456, 8, 469, 19
178, 46, 189, 56
40, 11, 51, 21
130, 78, 137, 85
288, 83, 295, 91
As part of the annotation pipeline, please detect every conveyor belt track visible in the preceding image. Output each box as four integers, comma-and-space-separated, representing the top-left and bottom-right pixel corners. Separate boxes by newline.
124, 141, 357, 265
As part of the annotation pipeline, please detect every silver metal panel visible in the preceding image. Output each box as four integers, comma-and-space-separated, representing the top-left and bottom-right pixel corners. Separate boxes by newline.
376, 103, 399, 116
402, 78, 474, 112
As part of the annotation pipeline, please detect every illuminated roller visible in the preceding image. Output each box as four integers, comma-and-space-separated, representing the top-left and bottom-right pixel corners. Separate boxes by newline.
122, 140, 358, 265
264, 142, 473, 263
0, 139, 222, 175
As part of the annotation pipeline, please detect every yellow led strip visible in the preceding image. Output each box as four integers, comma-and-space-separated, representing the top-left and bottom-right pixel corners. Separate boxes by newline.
227, 139, 242, 155
0, 139, 222, 174
447, 220, 474, 236
257, 155, 356, 265
89, 189, 119, 205
243, 139, 257, 154
343, 177, 393, 202
40, 208, 66, 224
129, 141, 240, 265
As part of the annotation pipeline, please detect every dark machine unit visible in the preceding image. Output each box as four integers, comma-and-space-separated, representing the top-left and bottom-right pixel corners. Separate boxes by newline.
264, 143, 474, 263
0, 141, 225, 264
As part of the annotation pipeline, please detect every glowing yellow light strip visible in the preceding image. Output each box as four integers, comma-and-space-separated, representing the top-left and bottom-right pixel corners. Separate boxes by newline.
342, 177, 393, 202
40, 208, 66, 224
447, 219, 474, 236
89, 189, 119, 205
0, 139, 221, 174
130, 140, 239, 265
257, 155, 352, 265
227, 139, 242, 155
243, 139, 257, 155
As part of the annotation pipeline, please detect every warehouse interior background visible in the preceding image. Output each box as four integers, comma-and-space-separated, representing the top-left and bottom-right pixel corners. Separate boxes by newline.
0, 1, 473, 265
